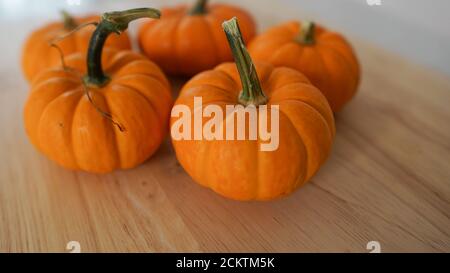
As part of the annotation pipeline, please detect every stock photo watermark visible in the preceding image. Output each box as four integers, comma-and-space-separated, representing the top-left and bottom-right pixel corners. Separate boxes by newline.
366, 0, 382, 6
66, 241, 81, 253
66, 240, 382, 253
367, 241, 382, 253
171, 97, 280, 152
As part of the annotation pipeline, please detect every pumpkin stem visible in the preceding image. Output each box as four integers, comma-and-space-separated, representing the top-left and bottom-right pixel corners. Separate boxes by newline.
61, 10, 77, 30
296, 21, 316, 45
83, 8, 161, 87
189, 0, 208, 15
223, 17, 267, 106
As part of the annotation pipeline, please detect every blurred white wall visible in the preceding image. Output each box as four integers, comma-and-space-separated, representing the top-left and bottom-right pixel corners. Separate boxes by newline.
1, 0, 449, 75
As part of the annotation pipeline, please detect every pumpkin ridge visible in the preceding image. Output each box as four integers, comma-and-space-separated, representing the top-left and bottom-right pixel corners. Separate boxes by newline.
171, 17, 185, 75
181, 69, 239, 95
248, 25, 294, 61
209, 111, 260, 199
319, 33, 360, 81
201, 99, 236, 109
31, 69, 81, 87
263, 67, 312, 94
202, 15, 220, 65
213, 69, 241, 92
206, 68, 241, 94
268, 82, 314, 98
316, 46, 354, 110
114, 71, 160, 82
82, 86, 122, 169
105, 52, 146, 75
297, 45, 330, 90
213, 65, 244, 92
33, 38, 55, 79
37, 87, 83, 168
139, 13, 179, 70
180, 84, 237, 103
277, 98, 335, 139
188, 99, 233, 114
113, 73, 172, 103
23, 36, 42, 79
174, 16, 215, 75
306, 44, 332, 100
199, 136, 214, 191
29, 81, 81, 137
25, 77, 81, 143
277, 108, 308, 188
65, 87, 85, 169
268, 83, 329, 110
34, 86, 83, 155
102, 88, 123, 169
181, 97, 232, 120
317, 41, 354, 69
112, 82, 164, 137
32, 77, 80, 95
278, 100, 334, 178
254, 133, 262, 200
112, 60, 170, 89
272, 41, 302, 66
203, 15, 228, 62
318, 42, 359, 89
278, 108, 311, 182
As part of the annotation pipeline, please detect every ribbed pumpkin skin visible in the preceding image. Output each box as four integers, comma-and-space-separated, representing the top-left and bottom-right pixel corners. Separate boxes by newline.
138, 4, 256, 76
248, 21, 360, 112
171, 62, 335, 201
21, 15, 131, 82
24, 49, 172, 173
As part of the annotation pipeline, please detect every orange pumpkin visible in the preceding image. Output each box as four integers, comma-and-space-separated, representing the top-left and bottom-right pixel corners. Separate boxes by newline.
138, 0, 256, 76
24, 8, 172, 173
21, 11, 131, 82
248, 21, 360, 112
171, 18, 335, 201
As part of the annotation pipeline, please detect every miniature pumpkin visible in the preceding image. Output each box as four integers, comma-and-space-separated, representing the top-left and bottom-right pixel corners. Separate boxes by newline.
138, 0, 256, 76
21, 11, 131, 82
248, 21, 360, 112
24, 8, 172, 173
171, 18, 335, 200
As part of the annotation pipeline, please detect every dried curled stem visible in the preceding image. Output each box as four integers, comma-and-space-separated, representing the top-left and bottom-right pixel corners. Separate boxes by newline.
51, 21, 99, 44
82, 81, 126, 132
48, 21, 99, 70
49, 43, 67, 70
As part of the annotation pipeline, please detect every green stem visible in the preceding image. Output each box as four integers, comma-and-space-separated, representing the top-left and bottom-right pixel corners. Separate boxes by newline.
83, 8, 161, 87
189, 0, 208, 15
61, 10, 77, 30
223, 17, 267, 106
296, 21, 315, 45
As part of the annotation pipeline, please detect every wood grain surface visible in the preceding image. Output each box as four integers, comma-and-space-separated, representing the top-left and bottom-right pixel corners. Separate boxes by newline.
1, 2, 450, 253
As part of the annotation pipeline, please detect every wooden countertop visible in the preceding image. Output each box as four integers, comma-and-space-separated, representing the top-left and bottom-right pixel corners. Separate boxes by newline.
1, 5, 449, 253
